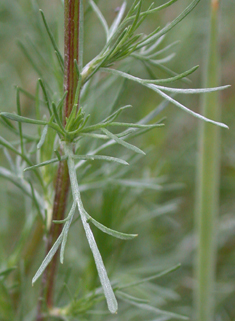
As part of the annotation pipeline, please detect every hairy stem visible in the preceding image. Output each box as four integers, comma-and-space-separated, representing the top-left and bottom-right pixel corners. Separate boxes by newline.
36, 1, 80, 319
194, 0, 221, 320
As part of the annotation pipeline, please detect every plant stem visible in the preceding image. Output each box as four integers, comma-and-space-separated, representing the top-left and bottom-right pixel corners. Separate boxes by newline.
194, 1, 221, 320
36, 1, 80, 319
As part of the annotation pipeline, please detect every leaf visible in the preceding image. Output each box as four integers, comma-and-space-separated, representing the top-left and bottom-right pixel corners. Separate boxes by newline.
143, 35, 165, 55
119, 264, 181, 290
108, 122, 164, 129
143, 0, 179, 16
32, 233, 63, 285
0, 282, 14, 320
80, 210, 118, 313
66, 145, 118, 314
138, 0, 201, 49
0, 267, 17, 279
116, 291, 149, 304
38, 78, 52, 115
119, 297, 189, 320
0, 167, 42, 207
24, 156, 67, 172
152, 88, 229, 128
89, 0, 109, 41
147, 83, 230, 94
0, 112, 47, 126
39, 9, 64, 71
60, 202, 77, 264
102, 105, 132, 123
142, 66, 199, 84
73, 154, 129, 166
101, 68, 229, 128
112, 179, 162, 190
37, 125, 48, 149
109, 2, 127, 40
18, 41, 42, 76
85, 212, 138, 240
52, 102, 65, 132
16, 87, 24, 154
101, 128, 145, 155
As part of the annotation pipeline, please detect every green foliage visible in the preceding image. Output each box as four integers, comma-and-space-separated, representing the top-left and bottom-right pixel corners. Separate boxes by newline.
0, 0, 232, 320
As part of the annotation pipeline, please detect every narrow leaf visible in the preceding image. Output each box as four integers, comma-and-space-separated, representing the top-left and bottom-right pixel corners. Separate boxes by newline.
119, 297, 189, 320
66, 145, 118, 314
119, 264, 181, 290
101, 128, 145, 155
24, 156, 67, 172
0, 267, 17, 279
39, 10, 64, 69
102, 68, 229, 128
109, 2, 127, 40
73, 154, 129, 165
89, 0, 109, 41
60, 202, 77, 264
16, 87, 24, 154
32, 233, 63, 285
102, 105, 132, 123
37, 125, 48, 149
116, 291, 149, 304
38, 79, 52, 115
143, 0, 179, 16
0, 112, 47, 126
85, 212, 138, 240
112, 179, 162, 190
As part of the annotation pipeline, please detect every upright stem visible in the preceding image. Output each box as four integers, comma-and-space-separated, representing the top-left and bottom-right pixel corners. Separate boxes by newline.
36, 1, 80, 319
194, 1, 220, 320
64, 0, 80, 120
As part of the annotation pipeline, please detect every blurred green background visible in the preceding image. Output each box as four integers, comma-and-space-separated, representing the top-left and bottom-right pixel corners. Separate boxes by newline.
0, 0, 234, 320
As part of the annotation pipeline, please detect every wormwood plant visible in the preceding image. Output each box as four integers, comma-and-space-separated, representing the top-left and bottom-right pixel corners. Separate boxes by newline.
0, 0, 229, 320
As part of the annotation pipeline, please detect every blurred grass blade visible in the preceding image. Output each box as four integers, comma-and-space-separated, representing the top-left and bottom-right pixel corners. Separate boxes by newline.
109, 2, 127, 40
112, 179, 162, 190
116, 291, 149, 304
0, 267, 17, 279
119, 264, 181, 290
195, 1, 222, 321
39, 9, 64, 70
89, 0, 109, 41
118, 295, 189, 320
16, 88, 24, 154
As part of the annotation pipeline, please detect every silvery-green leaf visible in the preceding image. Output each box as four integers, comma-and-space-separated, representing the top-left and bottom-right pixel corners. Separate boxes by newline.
84, 211, 137, 240
60, 202, 77, 264
37, 125, 48, 149
101, 128, 145, 155
32, 233, 63, 285
66, 145, 118, 314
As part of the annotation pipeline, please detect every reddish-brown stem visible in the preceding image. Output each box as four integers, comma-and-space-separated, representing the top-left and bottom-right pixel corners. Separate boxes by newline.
36, 1, 80, 319
64, 0, 80, 120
